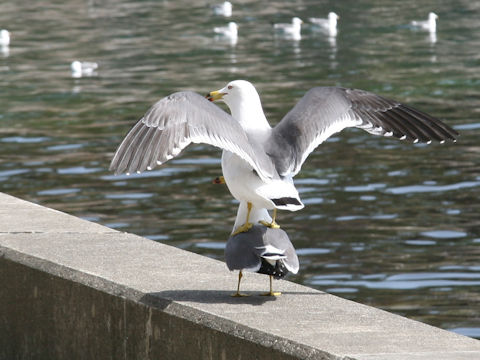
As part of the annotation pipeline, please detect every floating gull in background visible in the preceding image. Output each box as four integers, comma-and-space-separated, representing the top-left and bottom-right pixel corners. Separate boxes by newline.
110, 80, 458, 241
1, 45, 9, 58
0, 29, 10, 57
327, 34, 337, 51
0, 29, 10, 46
212, 1, 232, 17
213, 21, 238, 43
309, 12, 339, 36
71, 60, 98, 78
273, 17, 303, 40
411, 12, 438, 32
225, 224, 299, 296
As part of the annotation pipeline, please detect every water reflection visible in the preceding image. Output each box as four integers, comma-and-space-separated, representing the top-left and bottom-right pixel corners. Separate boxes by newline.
429, 31, 437, 45
1, 0, 479, 338
1, 45, 9, 58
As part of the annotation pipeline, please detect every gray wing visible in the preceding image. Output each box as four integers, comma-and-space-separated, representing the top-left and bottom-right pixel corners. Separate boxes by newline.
309, 18, 328, 26
110, 91, 273, 179
261, 227, 299, 274
225, 226, 265, 271
225, 225, 299, 274
268, 87, 458, 176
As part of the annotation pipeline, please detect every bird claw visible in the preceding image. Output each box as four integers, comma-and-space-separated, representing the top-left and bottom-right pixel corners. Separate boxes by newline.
260, 291, 282, 297
231, 292, 249, 297
258, 220, 280, 229
232, 222, 253, 235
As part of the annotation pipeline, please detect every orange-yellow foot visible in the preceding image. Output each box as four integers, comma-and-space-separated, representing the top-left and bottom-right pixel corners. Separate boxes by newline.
261, 276, 281, 296
232, 222, 253, 236
260, 290, 282, 297
231, 291, 249, 297
258, 220, 280, 229
259, 208, 280, 229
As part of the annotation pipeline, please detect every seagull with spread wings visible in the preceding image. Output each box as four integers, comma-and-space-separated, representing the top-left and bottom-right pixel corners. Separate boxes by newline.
110, 80, 458, 235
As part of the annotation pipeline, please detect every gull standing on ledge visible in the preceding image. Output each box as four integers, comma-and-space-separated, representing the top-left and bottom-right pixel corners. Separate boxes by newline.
110, 80, 458, 235
226, 224, 299, 297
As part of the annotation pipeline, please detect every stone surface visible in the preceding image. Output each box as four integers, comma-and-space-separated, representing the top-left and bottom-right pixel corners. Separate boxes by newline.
1, 192, 479, 360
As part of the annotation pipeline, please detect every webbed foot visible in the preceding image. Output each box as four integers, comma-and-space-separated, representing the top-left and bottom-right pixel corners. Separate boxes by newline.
258, 220, 280, 229
231, 292, 249, 297
232, 222, 253, 235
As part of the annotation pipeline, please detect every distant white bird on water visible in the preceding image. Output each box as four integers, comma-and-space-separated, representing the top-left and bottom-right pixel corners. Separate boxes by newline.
214, 21, 238, 40
0, 29, 10, 46
309, 12, 339, 36
411, 12, 438, 32
212, 1, 232, 17
110, 80, 458, 237
273, 17, 303, 40
71, 60, 98, 78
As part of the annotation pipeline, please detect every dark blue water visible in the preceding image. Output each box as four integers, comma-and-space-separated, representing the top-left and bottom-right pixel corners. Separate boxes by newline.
1, 0, 479, 338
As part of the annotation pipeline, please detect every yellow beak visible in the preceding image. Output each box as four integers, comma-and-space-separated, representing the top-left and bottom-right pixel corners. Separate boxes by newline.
212, 176, 226, 184
206, 90, 224, 102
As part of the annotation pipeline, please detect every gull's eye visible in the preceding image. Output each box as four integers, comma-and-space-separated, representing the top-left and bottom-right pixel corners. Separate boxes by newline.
228, 85, 233, 90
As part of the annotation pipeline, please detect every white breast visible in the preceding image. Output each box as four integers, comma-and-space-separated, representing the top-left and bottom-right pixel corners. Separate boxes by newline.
221, 151, 274, 207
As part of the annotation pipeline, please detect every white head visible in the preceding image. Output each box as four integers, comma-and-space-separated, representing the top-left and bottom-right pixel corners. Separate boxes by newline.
207, 80, 270, 130
228, 22, 238, 34
71, 60, 82, 73
428, 12, 438, 31
224, 1, 232, 11
328, 12, 339, 22
292, 17, 303, 27
0, 29, 10, 46
216, 1, 232, 17
208, 80, 259, 108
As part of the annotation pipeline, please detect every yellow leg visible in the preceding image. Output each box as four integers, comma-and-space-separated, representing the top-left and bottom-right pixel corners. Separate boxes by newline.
231, 271, 249, 297
259, 208, 280, 229
261, 275, 282, 296
232, 202, 254, 235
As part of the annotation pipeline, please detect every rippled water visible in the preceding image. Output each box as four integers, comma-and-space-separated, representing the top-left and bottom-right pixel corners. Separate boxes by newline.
1, 0, 479, 338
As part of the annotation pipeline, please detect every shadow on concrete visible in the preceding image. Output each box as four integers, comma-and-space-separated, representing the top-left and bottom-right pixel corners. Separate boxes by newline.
140, 289, 325, 309
141, 290, 278, 306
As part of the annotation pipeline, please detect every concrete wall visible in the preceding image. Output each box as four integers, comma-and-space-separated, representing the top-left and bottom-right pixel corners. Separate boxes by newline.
1, 192, 479, 360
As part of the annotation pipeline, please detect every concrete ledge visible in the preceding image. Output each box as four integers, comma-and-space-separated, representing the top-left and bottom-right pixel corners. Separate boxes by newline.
1, 192, 479, 360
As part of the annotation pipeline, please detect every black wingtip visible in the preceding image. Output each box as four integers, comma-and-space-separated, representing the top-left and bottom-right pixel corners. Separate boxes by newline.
271, 197, 302, 207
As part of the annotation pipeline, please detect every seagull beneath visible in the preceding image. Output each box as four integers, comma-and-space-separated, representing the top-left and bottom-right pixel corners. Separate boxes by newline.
273, 17, 303, 40
71, 60, 98, 78
109, 80, 458, 236
213, 21, 238, 43
411, 12, 438, 32
309, 12, 339, 36
225, 224, 299, 297
212, 1, 232, 17
0, 29, 10, 46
